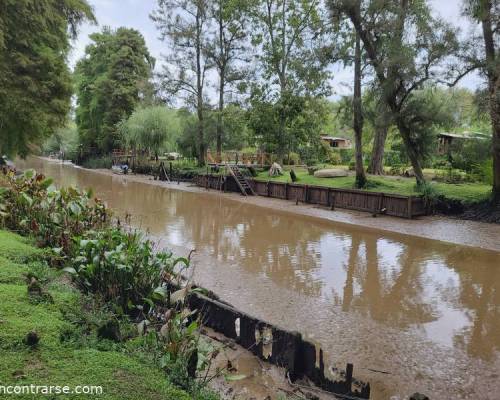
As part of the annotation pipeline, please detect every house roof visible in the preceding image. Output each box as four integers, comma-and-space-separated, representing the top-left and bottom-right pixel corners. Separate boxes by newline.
439, 131, 488, 140
320, 136, 350, 141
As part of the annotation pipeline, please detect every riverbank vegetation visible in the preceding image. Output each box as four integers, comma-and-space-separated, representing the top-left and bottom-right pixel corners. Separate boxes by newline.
0, 170, 218, 399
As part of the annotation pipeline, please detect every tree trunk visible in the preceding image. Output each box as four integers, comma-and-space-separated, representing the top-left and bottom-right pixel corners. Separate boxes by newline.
353, 32, 366, 188
216, 7, 224, 164
368, 99, 390, 175
480, 0, 500, 201
196, 9, 205, 167
396, 118, 425, 185
368, 124, 388, 175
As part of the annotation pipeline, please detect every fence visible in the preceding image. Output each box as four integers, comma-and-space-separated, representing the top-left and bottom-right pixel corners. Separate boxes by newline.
188, 291, 371, 398
194, 175, 427, 219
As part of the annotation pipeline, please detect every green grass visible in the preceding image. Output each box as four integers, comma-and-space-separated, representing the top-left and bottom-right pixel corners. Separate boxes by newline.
255, 168, 492, 203
0, 230, 192, 400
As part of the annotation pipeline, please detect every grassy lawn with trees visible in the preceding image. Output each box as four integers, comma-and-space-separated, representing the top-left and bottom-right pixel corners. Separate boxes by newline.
255, 168, 493, 203
0, 230, 193, 400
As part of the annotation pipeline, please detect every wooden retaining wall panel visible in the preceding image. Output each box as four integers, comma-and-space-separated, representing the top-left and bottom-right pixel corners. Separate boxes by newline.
188, 292, 370, 399
196, 175, 426, 218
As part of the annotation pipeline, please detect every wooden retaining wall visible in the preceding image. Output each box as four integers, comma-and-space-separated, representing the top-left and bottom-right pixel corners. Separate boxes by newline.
194, 175, 427, 219
188, 292, 371, 398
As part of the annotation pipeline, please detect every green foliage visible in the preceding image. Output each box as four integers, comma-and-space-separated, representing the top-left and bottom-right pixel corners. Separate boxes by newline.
0, 0, 94, 157
67, 228, 187, 315
42, 123, 79, 160
75, 27, 154, 155
120, 106, 181, 155
80, 155, 113, 169
248, 95, 328, 157
0, 169, 109, 255
0, 230, 194, 400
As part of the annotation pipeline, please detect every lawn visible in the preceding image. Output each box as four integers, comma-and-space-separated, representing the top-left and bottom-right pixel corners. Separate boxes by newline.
255, 167, 492, 203
0, 230, 193, 400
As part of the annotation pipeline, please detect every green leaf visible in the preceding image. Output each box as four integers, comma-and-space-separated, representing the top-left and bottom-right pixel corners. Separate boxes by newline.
40, 177, 54, 189
62, 267, 77, 275
21, 193, 33, 207
23, 169, 35, 180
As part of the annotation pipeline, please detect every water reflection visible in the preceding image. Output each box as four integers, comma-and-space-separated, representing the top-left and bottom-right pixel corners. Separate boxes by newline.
17, 158, 500, 362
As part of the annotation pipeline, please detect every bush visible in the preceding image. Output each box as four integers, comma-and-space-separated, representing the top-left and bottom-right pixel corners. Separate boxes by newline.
66, 228, 188, 315
284, 152, 300, 165
0, 169, 109, 255
383, 150, 403, 167
339, 149, 354, 164
328, 151, 342, 165
81, 155, 112, 169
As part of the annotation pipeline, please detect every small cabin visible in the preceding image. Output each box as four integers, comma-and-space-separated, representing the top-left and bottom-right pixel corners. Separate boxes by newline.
320, 135, 352, 149
437, 131, 486, 155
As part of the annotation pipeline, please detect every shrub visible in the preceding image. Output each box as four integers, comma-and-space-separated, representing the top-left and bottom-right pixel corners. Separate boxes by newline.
328, 151, 342, 165
65, 228, 188, 315
339, 149, 354, 164
81, 156, 112, 169
284, 152, 300, 165
0, 169, 109, 255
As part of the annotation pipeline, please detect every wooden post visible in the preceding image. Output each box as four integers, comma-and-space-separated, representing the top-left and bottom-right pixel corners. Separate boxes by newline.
346, 363, 353, 392
330, 191, 335, 210
267, 181, 271, 197
304, 185, 309, 203
407, 196, 413, 219
285, 183, 288, 200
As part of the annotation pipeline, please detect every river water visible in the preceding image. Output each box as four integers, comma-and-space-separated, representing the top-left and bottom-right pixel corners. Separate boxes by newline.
18, 158, 500, 399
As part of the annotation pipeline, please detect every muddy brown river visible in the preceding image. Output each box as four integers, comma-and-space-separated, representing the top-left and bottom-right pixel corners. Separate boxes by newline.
18, 158, 500, 400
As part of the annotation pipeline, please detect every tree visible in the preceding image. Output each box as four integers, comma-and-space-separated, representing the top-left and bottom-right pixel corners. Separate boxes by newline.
75, 27, 154, 155
461, 0, 499, 200
366, 94, 392, 175
329, 0, 459, 185
250, 0, 332, 161
206, 0, 250, 161
0, 0, 94, 157
151, 0, 211, 166
353, 30, 366, 187
119, 106, 181, 159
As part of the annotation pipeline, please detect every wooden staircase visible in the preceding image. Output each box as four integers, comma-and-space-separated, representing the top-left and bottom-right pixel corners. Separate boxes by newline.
227, 164, 255, 196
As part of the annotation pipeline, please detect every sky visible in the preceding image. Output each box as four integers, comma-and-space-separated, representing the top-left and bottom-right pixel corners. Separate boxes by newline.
69, 0, 483, 100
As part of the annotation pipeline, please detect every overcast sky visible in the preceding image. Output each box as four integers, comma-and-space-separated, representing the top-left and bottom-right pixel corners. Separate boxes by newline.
69, 0, 483, 99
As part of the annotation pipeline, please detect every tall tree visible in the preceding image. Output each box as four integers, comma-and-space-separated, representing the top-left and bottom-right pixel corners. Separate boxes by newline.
461, 0, 499, 200
329, 0, 458, 185
151, 0, 211, 166
75, 27, 154, 155
353, 31, 366, 187
251, 0, 332, 161
0, 0, 94, 157
366, 94, 392, 175
206, 0, 250, 161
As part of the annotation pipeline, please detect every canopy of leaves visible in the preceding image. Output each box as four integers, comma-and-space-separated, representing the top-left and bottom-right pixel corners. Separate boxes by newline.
0, 0, 94, 157
75, 27, 155, 155
119, 106, 181, 153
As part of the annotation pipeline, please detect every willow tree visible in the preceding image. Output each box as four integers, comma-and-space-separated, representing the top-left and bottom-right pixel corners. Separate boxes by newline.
119, 106, 181, 159
329, 0, 458, 185
151, 0, 211, 166
0, 0, 94, 157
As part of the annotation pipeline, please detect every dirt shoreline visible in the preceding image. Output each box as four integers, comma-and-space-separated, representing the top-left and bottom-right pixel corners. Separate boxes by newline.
83, 165, 500, 252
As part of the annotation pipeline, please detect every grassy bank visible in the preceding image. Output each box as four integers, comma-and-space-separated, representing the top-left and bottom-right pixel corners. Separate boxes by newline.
0, 230, 193, 400
255, 169, 492, 203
